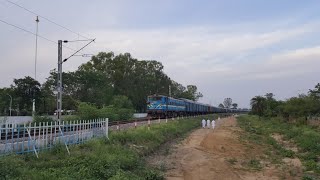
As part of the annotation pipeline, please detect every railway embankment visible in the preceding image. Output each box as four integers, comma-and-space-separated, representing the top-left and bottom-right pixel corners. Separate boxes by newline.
0, 117, 201, 179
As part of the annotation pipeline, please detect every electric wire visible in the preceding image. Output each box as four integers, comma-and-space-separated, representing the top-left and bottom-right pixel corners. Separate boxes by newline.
0, 18, 78, 52
5, 0, 91, 40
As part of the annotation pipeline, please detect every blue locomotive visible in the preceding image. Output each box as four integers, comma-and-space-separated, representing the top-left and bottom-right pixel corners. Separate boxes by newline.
147, 94, 241, 118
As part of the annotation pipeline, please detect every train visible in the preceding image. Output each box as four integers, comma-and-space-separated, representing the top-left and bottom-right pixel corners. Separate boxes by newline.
147, 94, 247, 118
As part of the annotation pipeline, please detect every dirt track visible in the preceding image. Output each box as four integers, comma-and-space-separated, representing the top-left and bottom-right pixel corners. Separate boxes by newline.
162, 117, 300, 180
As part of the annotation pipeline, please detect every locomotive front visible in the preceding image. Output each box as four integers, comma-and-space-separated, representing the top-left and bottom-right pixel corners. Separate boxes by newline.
147, 95, 167, 118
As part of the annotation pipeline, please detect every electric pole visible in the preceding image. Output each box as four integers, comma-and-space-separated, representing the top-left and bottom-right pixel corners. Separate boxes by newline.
57, 40, 62, 121
7, 94, 12, 116
33, 16, 39, 118
56, 38, 95, 122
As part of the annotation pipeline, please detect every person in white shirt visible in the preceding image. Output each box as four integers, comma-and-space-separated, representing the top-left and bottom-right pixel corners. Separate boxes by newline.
206, 119, 211, 129
202, 119, 206, 128
212, 119, 215, 129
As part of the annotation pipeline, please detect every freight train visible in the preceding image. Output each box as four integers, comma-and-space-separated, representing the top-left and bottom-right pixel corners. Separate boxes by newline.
147, 94, 246, 118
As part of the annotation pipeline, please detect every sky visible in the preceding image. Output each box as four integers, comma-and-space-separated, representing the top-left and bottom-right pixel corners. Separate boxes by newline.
1, 0, 320, 108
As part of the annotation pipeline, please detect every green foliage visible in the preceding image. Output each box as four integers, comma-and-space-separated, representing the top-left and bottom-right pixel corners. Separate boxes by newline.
0, 51, 204, 115
33, 115, 54, 124
238, 115, 320, 177
77, 102, 101, 120
250, 83, 320, 120
0, 118, 200, 179
61, 115, 80, 122
111, 95, 133, 109
77, 102, 133, 121
0, 155, 23, 180
250, 96, 266, 117
247, 159, 262, 170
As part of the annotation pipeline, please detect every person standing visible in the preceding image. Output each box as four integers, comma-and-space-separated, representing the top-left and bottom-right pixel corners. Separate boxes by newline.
212, 119, 215, 129
202, 119, 206, 128
206, 119, 211, 129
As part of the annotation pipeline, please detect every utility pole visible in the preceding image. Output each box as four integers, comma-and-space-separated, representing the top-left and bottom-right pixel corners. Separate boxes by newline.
56, 38, 95, 122
33, 16, 39, 119
169, 85, 171, 97
7, 94, 12, 116
35, 16, 39, 80
57, 40, 63, 121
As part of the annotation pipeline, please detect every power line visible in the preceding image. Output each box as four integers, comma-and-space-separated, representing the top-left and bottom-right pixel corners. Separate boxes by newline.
5, 0, 91, 40
0, 18, 77, 52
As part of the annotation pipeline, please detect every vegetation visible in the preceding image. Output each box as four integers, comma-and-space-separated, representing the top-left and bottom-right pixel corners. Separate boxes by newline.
0, 52, 203, 116
32, 115, 54, 124
223, 97, 232, 108
250, 83, 320, 121
238, 115, 320, 178
0, 118, 201, 179
237, 82, 320, 178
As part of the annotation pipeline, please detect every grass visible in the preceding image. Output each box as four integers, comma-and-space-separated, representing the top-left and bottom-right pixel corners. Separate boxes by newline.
238, 115, 320, 178
0, 117, 201, 180
247, 159, 262, 170
226, 157, 238, 165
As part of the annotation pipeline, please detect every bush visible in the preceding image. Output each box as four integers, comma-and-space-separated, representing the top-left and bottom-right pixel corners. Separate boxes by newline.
77, 102, 101, 120
77, 102, 133, 121
99, 106, 119, 121
33, 115, 53, 124
62, 115, 80, 122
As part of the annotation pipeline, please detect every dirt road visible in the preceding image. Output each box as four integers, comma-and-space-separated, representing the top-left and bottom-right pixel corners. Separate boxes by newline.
161, 117, 299, 180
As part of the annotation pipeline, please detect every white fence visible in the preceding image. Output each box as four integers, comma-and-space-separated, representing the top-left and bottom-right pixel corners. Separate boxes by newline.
0, 118, 108, 157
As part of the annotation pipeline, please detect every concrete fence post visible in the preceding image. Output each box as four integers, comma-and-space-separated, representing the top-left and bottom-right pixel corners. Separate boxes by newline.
105, 118, 109, 139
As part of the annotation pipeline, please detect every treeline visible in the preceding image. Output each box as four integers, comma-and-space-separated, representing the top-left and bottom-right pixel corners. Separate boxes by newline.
250, 83, 320, 123
0, 52, 203, 116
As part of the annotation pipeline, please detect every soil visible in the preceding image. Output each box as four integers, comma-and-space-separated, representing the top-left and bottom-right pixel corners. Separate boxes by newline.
147, 117, 303, 180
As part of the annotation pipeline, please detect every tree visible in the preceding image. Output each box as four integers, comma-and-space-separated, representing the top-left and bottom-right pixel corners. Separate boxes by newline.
0, 88, 15, 116
11, 76, 41, 115
178, 85, 203, 101
231, 103, 238, 109
309, 83, 320, 99
264, 93, 278, 117
223, 98, 232, 108
218, 103, 224, 108
265, 93, 274, 100
111, 95, 133, 109
250, 96, 266, 118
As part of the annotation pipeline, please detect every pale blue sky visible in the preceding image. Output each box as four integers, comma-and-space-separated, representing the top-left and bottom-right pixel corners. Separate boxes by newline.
1, 0, 320, 108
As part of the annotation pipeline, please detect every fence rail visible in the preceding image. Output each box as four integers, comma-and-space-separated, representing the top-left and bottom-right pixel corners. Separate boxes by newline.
0, 118, 108, 157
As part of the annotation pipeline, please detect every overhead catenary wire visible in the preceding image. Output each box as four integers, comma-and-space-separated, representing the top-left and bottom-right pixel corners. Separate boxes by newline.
5, 0, 91, 40
0, 18, 78, 52
63, 39, 96, 63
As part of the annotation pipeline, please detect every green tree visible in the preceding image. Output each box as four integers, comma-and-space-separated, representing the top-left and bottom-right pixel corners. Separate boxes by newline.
11, 76, 41, 115
111, 95, 133, 109
250, 96, 266, 118
309, 83, 320, 99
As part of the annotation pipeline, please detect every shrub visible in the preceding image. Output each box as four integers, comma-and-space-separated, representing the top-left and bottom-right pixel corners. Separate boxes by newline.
33, 115, 53, 124
77, 102, 101, 120
77, 102, 133, 121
